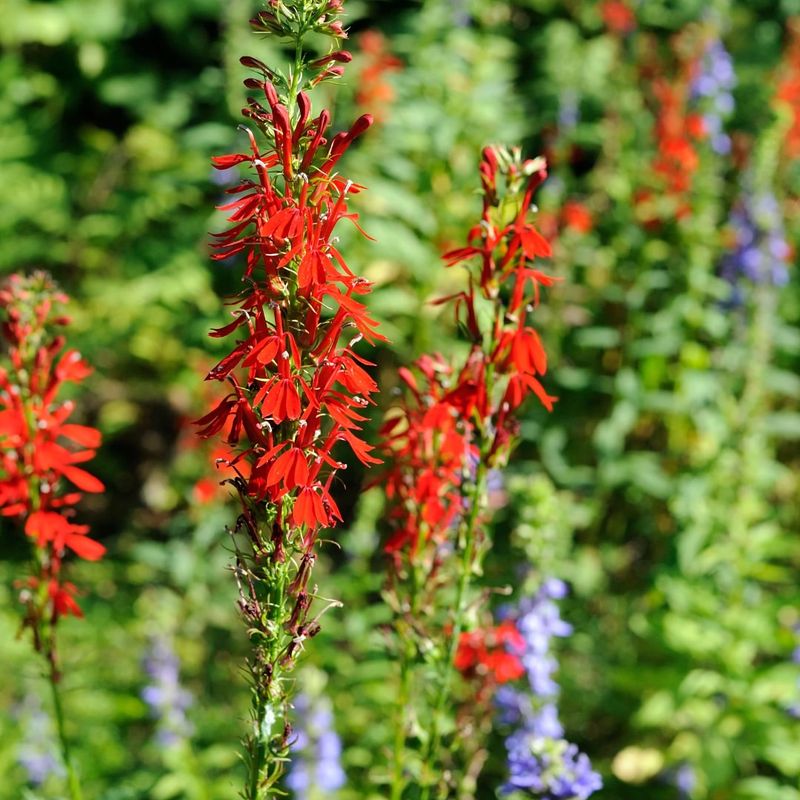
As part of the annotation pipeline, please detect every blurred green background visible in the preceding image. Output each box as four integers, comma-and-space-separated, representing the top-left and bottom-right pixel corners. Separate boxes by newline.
1, 0, 799, 798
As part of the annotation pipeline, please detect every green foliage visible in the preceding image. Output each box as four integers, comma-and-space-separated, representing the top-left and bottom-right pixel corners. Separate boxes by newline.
1, 0, 799, 798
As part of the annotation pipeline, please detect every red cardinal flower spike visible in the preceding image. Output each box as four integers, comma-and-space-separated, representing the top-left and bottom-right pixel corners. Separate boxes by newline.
379, 147, 560, 796
0, 271, 104, 795
0, 272, 105, 628
382, 146, 557, 565
197, 1, 382, 794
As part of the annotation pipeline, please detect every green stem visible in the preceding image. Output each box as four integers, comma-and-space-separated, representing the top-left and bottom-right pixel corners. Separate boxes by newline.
391, 645, 413, 800
417, 296, 501, 798
49, 668, 83, 800
419, 459, 488, 800
391, 506, 429, 797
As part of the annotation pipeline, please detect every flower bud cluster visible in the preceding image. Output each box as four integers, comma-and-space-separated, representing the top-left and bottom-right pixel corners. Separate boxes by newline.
251, 0, 347, 40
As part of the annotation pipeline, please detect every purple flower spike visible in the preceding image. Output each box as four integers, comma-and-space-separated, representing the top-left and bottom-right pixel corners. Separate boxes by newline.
15, 693, 64, 787
495, 581, 601, 798
689, 37, 735, 159
141, 635, 194, 748
287, 693, 346, 797
719, 186, 792, 297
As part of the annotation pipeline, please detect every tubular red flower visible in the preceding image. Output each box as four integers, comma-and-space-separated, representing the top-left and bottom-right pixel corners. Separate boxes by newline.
455, 621, 527, 686
201, 82, 383, 537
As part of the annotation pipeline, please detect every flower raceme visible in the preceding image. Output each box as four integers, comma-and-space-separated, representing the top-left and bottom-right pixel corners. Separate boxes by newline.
380, 147, 559, 798
196, 1, 382, 793
776, 18, 800, 160
381, 146, 557, 559
355, 30, 403, 124
197, 90, 382, 534
689, 36, 736, 156
196, 1, 383, 571
638, 31, 735, 226
0, 273, 105, 627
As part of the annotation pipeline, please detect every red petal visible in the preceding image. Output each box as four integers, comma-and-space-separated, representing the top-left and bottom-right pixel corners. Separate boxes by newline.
61, 465, 105, 493
211, 153, 251, 169
59, 424, 102, 448
66, 533, 106, 561
519, 226, 552, 259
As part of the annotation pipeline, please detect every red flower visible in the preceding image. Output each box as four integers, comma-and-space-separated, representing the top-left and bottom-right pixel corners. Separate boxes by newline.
355, 31, 403, 124
455, 621, 526, 685
776, 18, 800, 159
382, 148, 558, 563
601, 1, 636, 35
49, 580, 83, 619
641, 75, 707, 224
25, 511, 105, 560
292, 483, 341, 530
0, 272, 105, 636
561, 201, 594, 234
194, 477, 219, 505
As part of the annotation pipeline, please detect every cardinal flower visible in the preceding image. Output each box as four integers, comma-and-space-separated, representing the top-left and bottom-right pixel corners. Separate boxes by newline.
0, 271, 105, 798
197, 2, 382, 794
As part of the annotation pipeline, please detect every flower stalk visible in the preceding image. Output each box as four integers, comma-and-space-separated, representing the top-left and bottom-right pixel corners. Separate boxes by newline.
198, 1, 381, 794
381, 147, 559, 797
0, 272, 106, 800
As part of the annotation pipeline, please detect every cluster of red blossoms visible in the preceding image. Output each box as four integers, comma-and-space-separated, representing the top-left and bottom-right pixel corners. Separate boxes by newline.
0, 273, 104, 627
455, 621, 525, 688
197, 14, 383, 542
637, 76, 705, 223
600, 0, 636, 36
776, 18, 800, 160
381, 146, 557, 561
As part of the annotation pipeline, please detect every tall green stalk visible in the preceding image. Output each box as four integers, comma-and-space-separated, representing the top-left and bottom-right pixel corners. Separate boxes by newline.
419, 461, 488, 800
49, 668, 83, 800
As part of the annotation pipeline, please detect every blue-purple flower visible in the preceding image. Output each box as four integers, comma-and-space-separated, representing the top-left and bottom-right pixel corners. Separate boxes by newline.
674, 763, 696, 798
141, 635, 194, 747
720, 188, 791, 296
689, 38, 736, 155
558, 90, 580, 133
495, 579, 601, 799
286, 693, 346, 797
505, 732, 602, 799
15, 692, 64, 786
